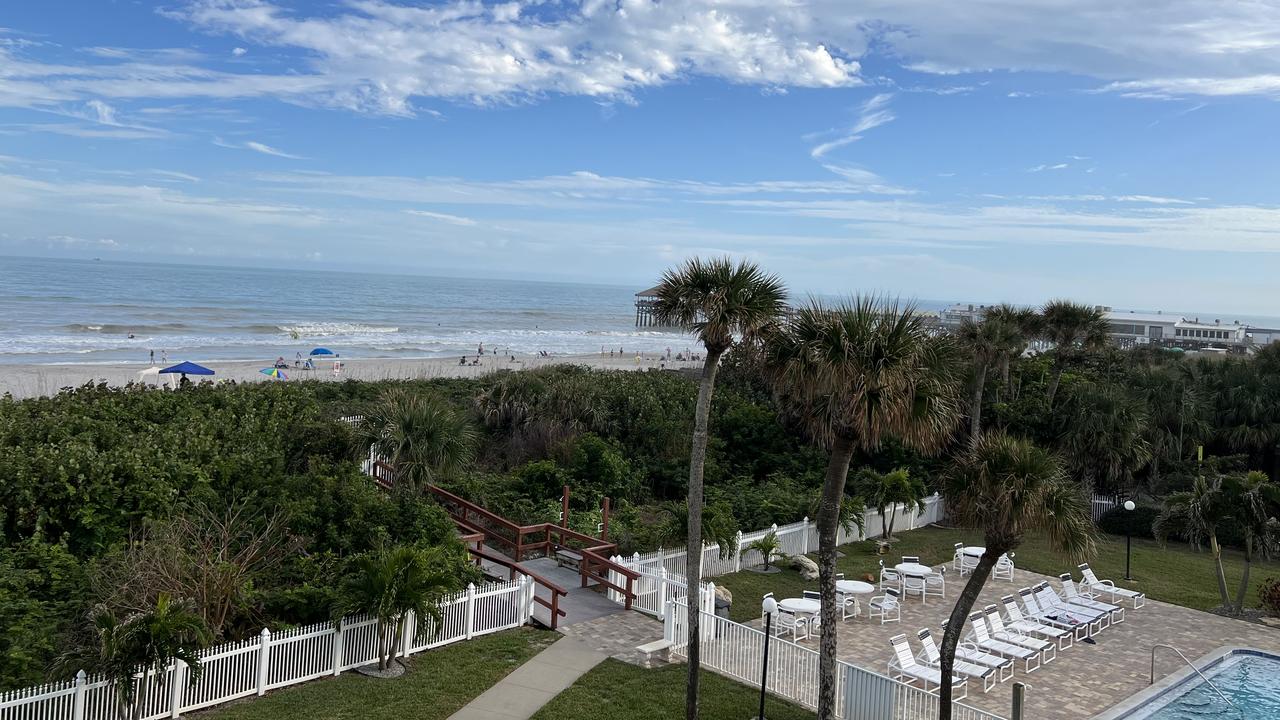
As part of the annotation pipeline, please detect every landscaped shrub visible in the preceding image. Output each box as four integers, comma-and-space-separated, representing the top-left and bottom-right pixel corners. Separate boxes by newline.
1259, 577, 1280, 617
1098, 505, 1160, 539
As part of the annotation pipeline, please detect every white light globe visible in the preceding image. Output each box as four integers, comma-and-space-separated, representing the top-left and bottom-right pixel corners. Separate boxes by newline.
763, 597, 778, 614
1124, 500, 1136, 511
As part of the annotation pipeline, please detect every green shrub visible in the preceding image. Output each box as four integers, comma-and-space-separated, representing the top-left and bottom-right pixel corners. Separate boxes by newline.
1260, 577, 1280, 618
1098, 505, 1160, 539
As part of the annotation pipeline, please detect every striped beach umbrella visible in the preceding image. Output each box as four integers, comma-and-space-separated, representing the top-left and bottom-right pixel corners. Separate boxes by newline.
260, 368, 288, 380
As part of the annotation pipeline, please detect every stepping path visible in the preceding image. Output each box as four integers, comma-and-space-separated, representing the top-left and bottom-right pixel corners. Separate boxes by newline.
445, 637, 607, 720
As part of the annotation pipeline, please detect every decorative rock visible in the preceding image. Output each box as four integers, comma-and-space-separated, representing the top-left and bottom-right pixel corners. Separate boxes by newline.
715, 584, 733, 606
790, 555, 819, 581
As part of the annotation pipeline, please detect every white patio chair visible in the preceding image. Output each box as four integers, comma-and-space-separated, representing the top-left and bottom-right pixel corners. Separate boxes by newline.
916, 629, 1000, 692
902, 555, 922, 564
982, 606, 1055, 664
1000, 595, 1074, 650
1078, 563, 1146, 609
835, 574, 860, 621
952, 543, 965, 572
1032, 583, 1109, 633
879, 559, 902, 592
1018, 587, 1093, 640
925, 567, 946, 601
887, 634, 968, 697
762, 592, 809, 641
939, 621, 1016, 681
902, 572, 928, 603
993, 552, 1015, 582
869, 588, 902, 624
966, 612, 1041, 673
1058, 574, 1125, 623
802, 590, 823, 629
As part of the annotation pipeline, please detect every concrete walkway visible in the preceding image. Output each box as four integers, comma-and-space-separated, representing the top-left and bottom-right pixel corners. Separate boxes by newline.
446, 637, 607, 720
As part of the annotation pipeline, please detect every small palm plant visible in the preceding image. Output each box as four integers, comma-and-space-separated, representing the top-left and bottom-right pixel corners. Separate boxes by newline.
746, 531, 784, 571
336, 545, 463, 672
85, 594, 210, 720
1154, 474, 1232, 608
855, 467, 927, 542
356, 389, 477, 491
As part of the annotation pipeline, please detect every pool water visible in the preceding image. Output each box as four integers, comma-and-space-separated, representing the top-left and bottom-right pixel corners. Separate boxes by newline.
1139, 654, 1280, 719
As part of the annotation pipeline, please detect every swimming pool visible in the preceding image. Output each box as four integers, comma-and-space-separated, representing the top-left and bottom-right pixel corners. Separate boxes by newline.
1098, 648, 1280, 719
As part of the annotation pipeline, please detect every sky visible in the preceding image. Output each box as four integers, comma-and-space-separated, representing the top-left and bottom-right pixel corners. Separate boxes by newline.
2, 1, 1279, 314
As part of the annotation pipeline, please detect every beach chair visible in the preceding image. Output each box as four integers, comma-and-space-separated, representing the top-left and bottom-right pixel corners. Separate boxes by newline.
1078, 563, 1146, 609
993, 553, 1015, 582
1058, 574, 1125, 623
939, 621, 1016, 681
983, 606, 1056, 664
879, 559, 902, 592
915, 629, 1000, 692
869, 588, 902, 624
966, 612, 1041, 673
1033, 583, 1109, 633
887, 634, 968, 697
763, 593, 808, 641
1018, 587, 1093, 640
1000, 595, 1073, 650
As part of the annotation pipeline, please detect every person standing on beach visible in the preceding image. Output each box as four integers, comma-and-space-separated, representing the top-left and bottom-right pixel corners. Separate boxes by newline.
161, 350, 167, 364
477, 342, 484, 355
149, 349, 154, 364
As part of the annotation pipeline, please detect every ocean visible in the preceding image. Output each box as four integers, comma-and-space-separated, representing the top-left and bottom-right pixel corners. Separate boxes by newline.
0, 256, 700, 365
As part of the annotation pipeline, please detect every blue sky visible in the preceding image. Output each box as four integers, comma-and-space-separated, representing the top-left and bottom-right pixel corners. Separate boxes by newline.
2, 1, 1280, 314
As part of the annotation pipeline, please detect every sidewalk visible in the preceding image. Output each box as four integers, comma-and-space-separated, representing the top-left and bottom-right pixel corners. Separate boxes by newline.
445, 637, 607, 720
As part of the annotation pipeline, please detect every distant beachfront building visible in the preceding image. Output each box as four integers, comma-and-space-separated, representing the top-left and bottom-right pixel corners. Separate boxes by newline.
1101, 307, 1251, 352
937, 303, 995, 329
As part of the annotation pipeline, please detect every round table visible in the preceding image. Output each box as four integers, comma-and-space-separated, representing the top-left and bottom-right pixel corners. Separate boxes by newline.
894, 562, 935, 577
962, 546, 986, 558
778, 598, 820, 614
836, 580, 875, 595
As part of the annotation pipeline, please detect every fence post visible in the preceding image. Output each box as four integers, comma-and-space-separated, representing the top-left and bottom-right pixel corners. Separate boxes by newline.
464, 583, 477, 640
1012, 682, 1026, 720
734, 531, 744, 572
72, 669, 87, 720
332, 622, 344, 676
169, 660, 185, 718
401, 609, 416, 658
658, 567, 668, 612
800, 517, 809, 554
663, 598, 675, 643
523, 575, 535, 622
256, 628, 271, 696
703, 582, 716, 643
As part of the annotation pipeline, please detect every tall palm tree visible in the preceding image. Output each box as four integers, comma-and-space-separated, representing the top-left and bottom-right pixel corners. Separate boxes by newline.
1039, 300, 1109, 406
956, 317, 1000, 445
650, 257, 786, 720
1130, 364, 1209, 492
1154, 475, 1232, 607
853, 467, 927, 541
337, 545, 462, 671
87, 594, 210, 720
937, 432, 1095, 719
1229, 471, 1280, 615
765, 297, 962, 720
1058, 382, 1152, 495
358, 389, 477, 491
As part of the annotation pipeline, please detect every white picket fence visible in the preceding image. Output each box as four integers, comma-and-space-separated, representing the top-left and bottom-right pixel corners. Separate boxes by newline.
611, 494, 944, 616
664, 600, 1005, 720
0, 578, 533, 720
1091, 493, 1118, 522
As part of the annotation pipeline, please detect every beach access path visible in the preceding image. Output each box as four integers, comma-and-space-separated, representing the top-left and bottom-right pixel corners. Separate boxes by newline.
445, 637, 607, 720
0, 353, 701, 400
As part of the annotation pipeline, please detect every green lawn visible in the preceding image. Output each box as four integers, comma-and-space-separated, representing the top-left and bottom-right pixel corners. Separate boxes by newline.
712, 525, 1280, 622
200, 628, 558, 720
530, 659, 815, 720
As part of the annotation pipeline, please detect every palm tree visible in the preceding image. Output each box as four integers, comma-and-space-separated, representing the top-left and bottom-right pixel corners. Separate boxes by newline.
984, 304, 1041, 395
1058, 382, 1152, 495
337, 545, 462, 672
956, 317, 1000, 445
853, 467, 927, 542
936, 432, 1095, 719
1039, 300, 1109, 406
746, 530, 784, 570
357, 389, 477, 491
1229, 471, 1280, 615
1154, 475, 1232, 607
651, 257, 786, 720
764, 297, 963, 720
653, 500, 742, 563
1130, 364, 1209, 493
87, 594, 210, 720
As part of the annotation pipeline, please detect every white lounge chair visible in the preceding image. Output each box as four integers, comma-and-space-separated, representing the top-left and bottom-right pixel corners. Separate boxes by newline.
966, 612, 1041, 673
1058, 574, 1125, 623
939, 621, 1016, 680
763, 592, 808, 641
983, 606, 1056, 664
887, 634, 967, 697
1018, 587, 1093, 640
1001, 595, 1074, 650
1033, 583, 1109, 633
869, 588, 902, 624
1078, 563, 1146, 609
915, 629, 1000, 692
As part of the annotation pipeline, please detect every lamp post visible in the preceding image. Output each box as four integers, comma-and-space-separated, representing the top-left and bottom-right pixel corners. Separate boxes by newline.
1123, 500, 1136, 581
757, 597, 777, 720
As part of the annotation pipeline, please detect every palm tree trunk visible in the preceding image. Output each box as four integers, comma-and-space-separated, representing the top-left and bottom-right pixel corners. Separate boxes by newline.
1046, 359, 1064, 407
817, 434, 856, 720
880, 507, 890, 541
377, 621, 389, 671
1235, 540, 1253, 616
969, 360, 987, 447
685, 348, 723, 720
1208, 534, 1231, 608
937, 549, 1002, 720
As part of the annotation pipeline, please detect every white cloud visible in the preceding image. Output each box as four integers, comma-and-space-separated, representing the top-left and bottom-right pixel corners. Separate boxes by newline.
1027, 163, 1069, 172
214, 137, 305, 159
231, 47, 247, 56
404, 209, 478, 226
810, 93, 895, 158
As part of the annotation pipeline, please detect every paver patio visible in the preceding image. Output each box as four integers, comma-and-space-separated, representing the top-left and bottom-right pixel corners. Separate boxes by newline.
741, 564, 1280, 719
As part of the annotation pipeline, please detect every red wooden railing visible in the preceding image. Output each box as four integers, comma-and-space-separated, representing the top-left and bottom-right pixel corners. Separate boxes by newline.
468, 545, 568, 628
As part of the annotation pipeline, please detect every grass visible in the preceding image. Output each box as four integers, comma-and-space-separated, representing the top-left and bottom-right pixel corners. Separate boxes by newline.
200, 627, 558, 720
530, 659, 815, 720
713, 525, 1280, 622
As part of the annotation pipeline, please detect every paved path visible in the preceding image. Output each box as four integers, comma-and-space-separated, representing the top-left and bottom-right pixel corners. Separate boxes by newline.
559, 610, 667, 665
445, 637, 607, 720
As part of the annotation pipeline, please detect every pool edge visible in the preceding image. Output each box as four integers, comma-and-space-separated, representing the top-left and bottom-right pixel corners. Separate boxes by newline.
1091, 645, 1276, 719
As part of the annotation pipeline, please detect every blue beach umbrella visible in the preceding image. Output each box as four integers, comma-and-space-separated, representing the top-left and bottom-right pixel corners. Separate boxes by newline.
309, 347, 335, 356
159, 361, 215, 376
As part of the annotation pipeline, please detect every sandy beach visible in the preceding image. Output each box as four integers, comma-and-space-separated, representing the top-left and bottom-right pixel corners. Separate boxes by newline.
0, 352, 703, 400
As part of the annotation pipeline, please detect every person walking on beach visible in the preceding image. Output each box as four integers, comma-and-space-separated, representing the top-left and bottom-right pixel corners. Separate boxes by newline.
477, 342, 484, 356
161, 350, 167, 364
149, 349, 154, 364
